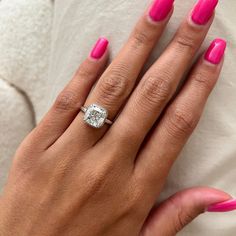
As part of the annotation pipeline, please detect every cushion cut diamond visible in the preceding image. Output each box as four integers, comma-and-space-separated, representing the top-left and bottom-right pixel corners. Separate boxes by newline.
84, 104, 108, 128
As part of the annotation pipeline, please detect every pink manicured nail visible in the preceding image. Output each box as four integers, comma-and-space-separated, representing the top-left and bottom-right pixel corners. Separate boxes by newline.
207, 199, 236, 212
191, 0, 218, 25
149, 0, 174, 22
90, 37, 109, 59
204, 39, 227, 64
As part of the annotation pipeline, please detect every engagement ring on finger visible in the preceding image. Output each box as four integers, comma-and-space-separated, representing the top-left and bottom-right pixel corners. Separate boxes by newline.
81, 104, 113, 129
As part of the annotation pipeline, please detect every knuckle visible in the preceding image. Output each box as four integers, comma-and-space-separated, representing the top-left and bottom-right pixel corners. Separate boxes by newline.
168, 196, 195, 234
166, 107, 197, 138
85, 170, 107, 195
175, 211, 193, 233
97, 65, 129, 105
192, 71, 215, 91
131, 27, 154, 50
54, 90, 78, 112
81, 162, 114, 197
76, 64, 93, 79
174, 33, 196, 54
138, 75, 171, 110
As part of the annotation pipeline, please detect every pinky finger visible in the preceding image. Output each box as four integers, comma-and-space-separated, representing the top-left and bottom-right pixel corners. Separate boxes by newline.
137, 39, 226, 183
25, 37, 109, 151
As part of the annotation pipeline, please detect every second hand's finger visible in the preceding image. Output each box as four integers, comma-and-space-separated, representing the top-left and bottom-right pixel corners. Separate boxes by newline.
140, 187, 231, 236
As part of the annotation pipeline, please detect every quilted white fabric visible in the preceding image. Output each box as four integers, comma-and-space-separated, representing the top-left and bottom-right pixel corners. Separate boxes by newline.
0, 0, 52, 188
0, 78, 33, 188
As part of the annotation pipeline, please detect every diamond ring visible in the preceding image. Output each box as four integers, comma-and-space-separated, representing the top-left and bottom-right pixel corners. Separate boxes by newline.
81, 104, 113, 129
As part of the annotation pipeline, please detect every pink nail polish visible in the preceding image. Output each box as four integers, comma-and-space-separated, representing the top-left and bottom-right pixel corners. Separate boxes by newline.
90, 37, 109, 59
191, 0, 218, 25
149, 0, 174, 22
207, 199, 236, 212
204, 39, 227, 64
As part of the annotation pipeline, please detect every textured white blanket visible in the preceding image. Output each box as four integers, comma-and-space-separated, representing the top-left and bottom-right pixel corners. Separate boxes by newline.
0, 0, 52, 187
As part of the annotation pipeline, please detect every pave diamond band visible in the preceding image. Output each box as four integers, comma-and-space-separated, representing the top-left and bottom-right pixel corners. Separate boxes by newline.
81, 104, 113, 129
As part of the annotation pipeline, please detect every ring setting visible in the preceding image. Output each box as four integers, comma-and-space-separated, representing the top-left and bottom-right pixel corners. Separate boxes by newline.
81, 104, 113, 128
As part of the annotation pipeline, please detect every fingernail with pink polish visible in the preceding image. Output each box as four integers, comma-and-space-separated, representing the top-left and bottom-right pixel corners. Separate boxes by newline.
191, 0, 218, 25
149, 0, 174, 22
207, 199, 236, 212
90, 37, 109, 60
204, 39, 227, 64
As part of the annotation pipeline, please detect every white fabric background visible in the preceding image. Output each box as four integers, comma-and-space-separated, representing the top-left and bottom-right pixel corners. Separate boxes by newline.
0, 0, 236, 235
0, 0, 52, 188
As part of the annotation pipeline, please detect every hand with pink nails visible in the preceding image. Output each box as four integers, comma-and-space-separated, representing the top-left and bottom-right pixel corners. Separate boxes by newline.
0, 0, 235, 235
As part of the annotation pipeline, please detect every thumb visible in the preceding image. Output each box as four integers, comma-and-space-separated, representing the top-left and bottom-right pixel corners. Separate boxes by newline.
141, 187, 235, 236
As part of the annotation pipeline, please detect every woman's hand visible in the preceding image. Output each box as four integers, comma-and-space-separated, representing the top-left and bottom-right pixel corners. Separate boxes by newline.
0, 0, 234, 235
